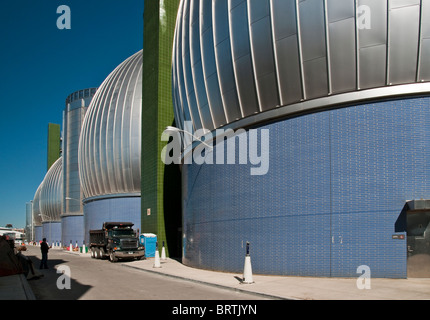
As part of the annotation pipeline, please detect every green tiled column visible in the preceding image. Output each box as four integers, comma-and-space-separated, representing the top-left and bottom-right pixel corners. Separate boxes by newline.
142, 0, 181, 257
47, 123, 61, 170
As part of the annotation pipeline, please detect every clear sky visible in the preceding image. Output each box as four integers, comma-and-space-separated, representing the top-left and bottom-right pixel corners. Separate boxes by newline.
0, 0, 144, 228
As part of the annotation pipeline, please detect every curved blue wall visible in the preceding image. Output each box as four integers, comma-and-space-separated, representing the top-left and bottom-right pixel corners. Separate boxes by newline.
34, 226, 42, 243
83, 195, 141, 245
62, 215, 84, 247
182, 96, 430, 278
42, 222, 62, 245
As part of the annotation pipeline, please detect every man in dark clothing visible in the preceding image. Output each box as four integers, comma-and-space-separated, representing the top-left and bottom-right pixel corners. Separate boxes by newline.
40, 238, 49, 269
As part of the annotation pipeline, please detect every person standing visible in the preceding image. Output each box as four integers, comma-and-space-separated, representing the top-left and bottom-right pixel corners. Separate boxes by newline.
40, 238, 49, 269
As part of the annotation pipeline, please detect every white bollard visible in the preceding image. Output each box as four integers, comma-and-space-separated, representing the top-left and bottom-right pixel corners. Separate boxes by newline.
161, 242, 166, 260
153, 249, 161, 268
242, 242, 254, 284
69, 241, 73, 252
82, 243, 86, 254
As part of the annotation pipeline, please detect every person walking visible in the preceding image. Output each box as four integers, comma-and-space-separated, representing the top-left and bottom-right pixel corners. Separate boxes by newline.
40, 238, 49, 269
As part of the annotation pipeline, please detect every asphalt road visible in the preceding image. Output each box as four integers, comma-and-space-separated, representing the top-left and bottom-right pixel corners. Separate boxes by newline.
22, 246, 264, 300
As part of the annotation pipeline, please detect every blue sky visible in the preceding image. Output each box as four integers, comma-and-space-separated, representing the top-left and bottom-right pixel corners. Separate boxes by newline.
0, 0, 144, 228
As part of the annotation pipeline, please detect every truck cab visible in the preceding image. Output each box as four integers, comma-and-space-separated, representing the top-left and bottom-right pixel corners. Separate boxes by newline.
90, 222, 145, 262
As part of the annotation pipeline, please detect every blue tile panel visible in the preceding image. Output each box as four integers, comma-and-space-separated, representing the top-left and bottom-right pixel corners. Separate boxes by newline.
42, 222, 62, 245
83, 196, 141, 245
34, 226, 43, 243
182, 96, 430, 278
61, 215, 84, 246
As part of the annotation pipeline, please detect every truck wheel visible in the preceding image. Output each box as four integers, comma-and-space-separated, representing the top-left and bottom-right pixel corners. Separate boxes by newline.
90, 248, 95, 259
95, 248, 101, 259
109, 251, 118, 262
99, 247, 105, 259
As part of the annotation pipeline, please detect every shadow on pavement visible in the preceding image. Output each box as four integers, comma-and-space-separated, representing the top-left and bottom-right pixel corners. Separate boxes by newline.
25, 254, 92, 300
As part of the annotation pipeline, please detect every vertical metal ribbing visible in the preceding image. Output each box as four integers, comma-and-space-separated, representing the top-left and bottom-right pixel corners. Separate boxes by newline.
129, 60, 142, 192
228, 0, 245, 117
416, 0, 424, 82
386, 0, 391, 85
181, 0, 202, 131
247, 1, 263, 112
295, 0, 307, 100
269, 0, 283, 106
355, 0, 361, 90
109, 56, 132, 194
100, 58, 128, 195
212, 0, 242, 123
91, 64, 118, 196
172, 0, 185, 130
210, 0, 225, 124
199, 0, 222, 129
183, 0, 204, 130
323, 0, 332, 95
190, 0, 209, 129
174, 0, 190, 131
78, 51, 142, 199
40, 158, 62, 222
118, 54, 141, 193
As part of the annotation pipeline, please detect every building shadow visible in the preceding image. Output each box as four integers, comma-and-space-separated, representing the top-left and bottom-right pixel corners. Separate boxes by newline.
23, 254, 92, 300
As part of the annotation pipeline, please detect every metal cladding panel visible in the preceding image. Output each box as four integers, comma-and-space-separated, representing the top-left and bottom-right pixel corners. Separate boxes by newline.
78, 50, 142, 200
327, 0, 356, 93
249, 0, 279, 111
299, 0, 328, 99
213, 0, 241, 122
271, 0, 302, 105
200, 0, 225, 129
229, 0, 259, 117
32, 183, 43, 226
39, 157, 63, 222
420, 1, 430, 81
190, 0, 214, 130
358, 0, 387, 89
172, 0, 430, 131
388, 4, 420, 85
182, 0, 203, 130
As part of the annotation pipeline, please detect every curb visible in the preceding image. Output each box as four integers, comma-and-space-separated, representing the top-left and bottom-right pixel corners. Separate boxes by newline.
19, 274, 36, 300
122, 263, 294, 300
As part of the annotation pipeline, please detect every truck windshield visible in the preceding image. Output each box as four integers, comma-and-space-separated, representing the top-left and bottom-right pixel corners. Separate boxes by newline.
111, 229, 135, 237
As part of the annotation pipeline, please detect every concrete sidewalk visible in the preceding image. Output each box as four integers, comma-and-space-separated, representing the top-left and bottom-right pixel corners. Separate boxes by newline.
122, 257, 430, 300
0, 273, 35, 300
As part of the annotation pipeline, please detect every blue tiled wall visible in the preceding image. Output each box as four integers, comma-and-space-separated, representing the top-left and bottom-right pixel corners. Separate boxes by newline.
182, 96, 430, 278
42, 222, 62, 245
34, 226, 42, 243
83, 196, 141, 245
62, 215, 84, 246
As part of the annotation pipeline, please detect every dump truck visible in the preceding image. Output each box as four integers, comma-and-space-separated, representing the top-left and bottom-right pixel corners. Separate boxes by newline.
89, 222, 145, 262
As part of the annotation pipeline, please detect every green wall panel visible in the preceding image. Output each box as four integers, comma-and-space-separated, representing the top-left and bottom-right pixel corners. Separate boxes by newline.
142, 0, 181, 257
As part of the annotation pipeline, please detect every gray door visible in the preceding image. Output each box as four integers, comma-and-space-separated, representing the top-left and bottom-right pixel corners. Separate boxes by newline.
407, 211, 430, 277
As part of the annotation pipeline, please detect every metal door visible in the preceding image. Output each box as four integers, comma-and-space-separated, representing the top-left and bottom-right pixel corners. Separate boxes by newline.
407, 211, 430, 277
